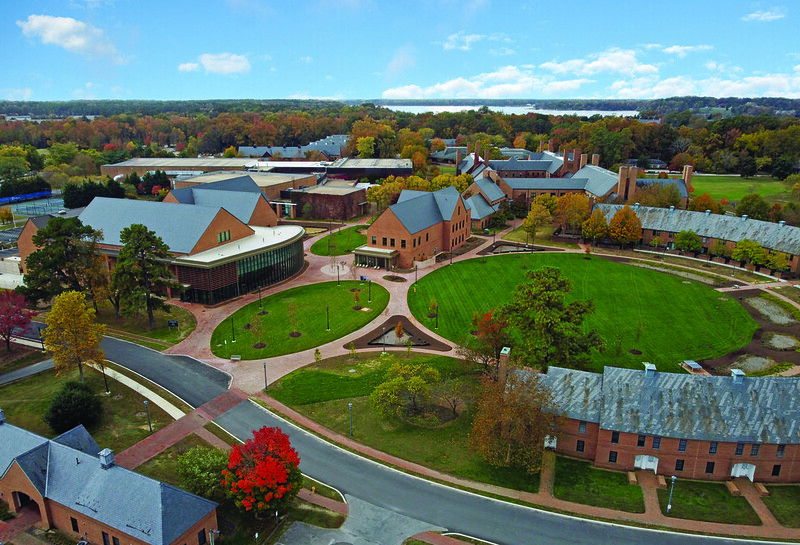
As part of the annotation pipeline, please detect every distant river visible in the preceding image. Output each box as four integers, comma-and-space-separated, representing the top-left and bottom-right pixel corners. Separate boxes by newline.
383, 104, 640, 117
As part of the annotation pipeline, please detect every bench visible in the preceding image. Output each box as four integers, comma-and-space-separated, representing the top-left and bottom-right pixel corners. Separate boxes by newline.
627, 472, 637, 485
230, 355, 241, 362
656, 474, 666, 489
725, 481, 740, 496
754, 482, 770, 497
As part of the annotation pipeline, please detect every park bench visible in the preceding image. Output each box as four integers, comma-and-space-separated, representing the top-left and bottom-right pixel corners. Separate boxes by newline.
230, 355, 241, 362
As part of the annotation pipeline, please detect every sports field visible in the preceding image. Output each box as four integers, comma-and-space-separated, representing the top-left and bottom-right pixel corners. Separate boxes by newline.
690, 175, 791, 204
408, 253, 758, 372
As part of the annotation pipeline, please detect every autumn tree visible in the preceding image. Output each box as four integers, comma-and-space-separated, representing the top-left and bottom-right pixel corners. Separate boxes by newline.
532, 193, 557, 214
470, 371, 563, 473
111, 224, 182, 327
0, 206, 13, 225
608, 205, 642, 248
675, 230, 701, 253
522, 203, 551, 246
501, 267, 604, 371
767, 251, 790, 272
635, 183, 681, 209
371, 361, 440, 417
458, 309, 511, 377
177, 446, 229, 501
0, 291, 37, 352
394, 321, 404, 339
581, 208, 608, 245
735, 194, 770, 221
554, 193, 591, 234
688, 192, 721, 214
221, 426, 302, 515
44, 291, 105, 383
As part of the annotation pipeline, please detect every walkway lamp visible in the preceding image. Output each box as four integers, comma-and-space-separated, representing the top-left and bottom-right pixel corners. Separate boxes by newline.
368, 280, 371, 303
100, 360, 110, 395
337, 263, 340, 286
348, 402, 353, 436
143, 400, 152, 432
258, 286, 262, 310
263, 362, 268, 392
326, 305, 330, 331
435, 310, 439, 330
209, 530, 220, 545
415, 266, 418, 285
382, 327, 386, 354
667, 475, 677, 514
230, 317, 236, 343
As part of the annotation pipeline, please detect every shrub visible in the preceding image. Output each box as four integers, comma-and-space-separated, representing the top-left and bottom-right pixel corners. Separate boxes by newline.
176, 446, 229, 501
43, 380, 103, 434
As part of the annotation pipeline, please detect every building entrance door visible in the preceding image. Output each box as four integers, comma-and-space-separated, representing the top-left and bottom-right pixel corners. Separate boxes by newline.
731, 463, 756, 481
634, 454, 659, 473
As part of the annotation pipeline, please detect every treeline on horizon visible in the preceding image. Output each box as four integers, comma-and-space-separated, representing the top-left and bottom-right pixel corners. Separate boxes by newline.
2, 96, 800, 118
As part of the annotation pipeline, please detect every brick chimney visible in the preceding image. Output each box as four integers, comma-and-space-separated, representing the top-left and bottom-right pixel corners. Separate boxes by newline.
682, 165, 694, 192
474, 141, 481, 167
617, 165, 629, 198
591, 153, 600, 166
580, 153, 588, 169
498, 346, 511, 381
99, 448, 115, 470
483, 149, 490, 166
547, 138, 553, 152
456, 149, 462, 166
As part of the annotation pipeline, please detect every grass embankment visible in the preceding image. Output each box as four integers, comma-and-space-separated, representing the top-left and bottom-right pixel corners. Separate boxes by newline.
763, 485, 800, 527
268, 352, 541, 494
310, 225, 367, 257
94, 301, 197, 349
408, 253, 757, 372
502, 225, 580, 249
210, 281, 389, 359
553, 457, 644, 513
0, 366, 173, 451
690, 175, 791, 205
656, 479, 761, 525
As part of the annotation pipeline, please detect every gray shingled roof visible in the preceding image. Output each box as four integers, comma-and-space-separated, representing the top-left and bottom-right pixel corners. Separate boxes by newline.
168, 177, 266, 224
464, 194, 499, 221
572, 165, 619, 197
52, 425, 100, 454
79, 197, 233, 255
390, 186, 464, 235
539, 367, 603, 423
595, 204, 800, 255
0, 421, 217, 545
474, 178, 506, 202
503, 178, 589, 191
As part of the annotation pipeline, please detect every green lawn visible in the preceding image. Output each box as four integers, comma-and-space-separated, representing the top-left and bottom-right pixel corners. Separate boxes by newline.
552, 457, 645, 513
210, 281, 389, 359
408, 253, 758, 372
690, 175, 791, 204
267, 352, 541, 494
0, 366, 173, 451
502, 225, 581, 249
310, 225, 367, 256
656, 479, 761, 525
763, 485, 800, 527
135, 433, 209, 485
93, 301, 197, 348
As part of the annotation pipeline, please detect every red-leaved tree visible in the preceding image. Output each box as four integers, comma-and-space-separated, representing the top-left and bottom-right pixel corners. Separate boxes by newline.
221, 426, 301, 515
0, 291, 37, 352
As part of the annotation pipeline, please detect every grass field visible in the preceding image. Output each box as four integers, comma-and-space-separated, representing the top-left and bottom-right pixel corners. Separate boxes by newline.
690, 175, 791, 204
502, 225, 581, 249
656, 479, 761, 525
553, 457, 645, 513
310, 225, 367, 257
408, 253, 758, 372
210, 280, 389, 359
763, 485, 800, 527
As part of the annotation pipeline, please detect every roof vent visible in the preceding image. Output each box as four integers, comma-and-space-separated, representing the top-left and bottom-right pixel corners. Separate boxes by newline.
98, 448, 115, 470
669, 206, 675, 212
0, 408, 5, 424
634, 202, 640, 210
705, 209, 711, 215
780, 220, 786, 227
643, 362, 656, 378
742, 215, 748, 221
731, 369, 745, 385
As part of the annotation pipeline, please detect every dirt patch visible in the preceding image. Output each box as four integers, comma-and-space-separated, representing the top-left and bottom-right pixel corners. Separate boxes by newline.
746, 296, 797, 325
763, 332, 800, 350
383, 275, 407, 282
289, 331, 301, 338
629, 349, 643, 355
352, 305, 362, 311
258, 311, 268, 316
252, 342, 266, 349
243, 323, 252, 330
427, 313, 438, 318
398, 404, 459, 427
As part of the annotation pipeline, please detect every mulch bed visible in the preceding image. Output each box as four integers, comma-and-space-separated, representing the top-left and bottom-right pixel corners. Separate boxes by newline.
476, 241, 562, 256
289, 332, 301, 338
344, 315, 452, 352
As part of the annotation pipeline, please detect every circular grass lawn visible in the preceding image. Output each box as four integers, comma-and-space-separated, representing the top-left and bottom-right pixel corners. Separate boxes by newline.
310, 225, 367, 257
408, 253, 758, 372
210, 280, 389, 359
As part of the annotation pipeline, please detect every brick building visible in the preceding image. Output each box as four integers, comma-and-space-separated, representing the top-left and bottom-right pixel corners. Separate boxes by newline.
0, 415, 218, 545
540, 364, 800, 483
354, 186, 470, 269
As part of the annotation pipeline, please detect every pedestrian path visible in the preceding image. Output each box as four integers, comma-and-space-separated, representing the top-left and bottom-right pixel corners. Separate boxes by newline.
0, 504, 40, 543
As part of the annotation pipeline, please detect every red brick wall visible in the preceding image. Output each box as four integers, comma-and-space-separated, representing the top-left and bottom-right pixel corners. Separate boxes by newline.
554, 419, 599, 462
176, 263, 237, 291
249, 197, 279, 227
16, 219, 39, 274
0, 462, 51, 526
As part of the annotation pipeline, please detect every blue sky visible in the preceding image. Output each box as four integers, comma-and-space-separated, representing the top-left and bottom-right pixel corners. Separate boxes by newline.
3, 0, 799, 102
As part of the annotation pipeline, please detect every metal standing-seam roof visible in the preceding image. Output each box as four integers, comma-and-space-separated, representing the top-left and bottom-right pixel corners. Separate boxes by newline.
79, 197, 240, 255
502, 178, 589, 191
570, 165, 619, 197
168, 176, 267, 224
595, 204, 800, 255
464, 194, 499, 221
473, 178, 506, 202
390, 186, 464, 235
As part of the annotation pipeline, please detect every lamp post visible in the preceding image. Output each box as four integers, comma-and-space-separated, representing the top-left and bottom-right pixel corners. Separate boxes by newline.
38, 326, 45, 351
263, 362, 268, 392
415, 265, 418, 285
258, 286, 262, 310
230, 317, 236, 343
382, 326, 386, 354
143, 400, 152, 432
326, 305, 330, 331
667, 475, 677, 514
337, 263, 340, 286
209, 530, 220, 545
435, 309, 439, 330
368, 280, 371, 303
348, 402, 353, 436
100, 360, 110, 395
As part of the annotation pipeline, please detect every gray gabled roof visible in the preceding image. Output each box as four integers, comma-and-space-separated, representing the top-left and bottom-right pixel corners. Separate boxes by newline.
168, 176, 267, 224
464, 193, 499, 221
390, 186, 464, 235
15, 442, 49, 495
52, 425, 100, 454
0, 423, 47, 479
571, 165, 619, 197
595, 204, 800, 255
79, 197, 234, 255
636, 178, 688, 199
539, 367, 603, 423
502, 178, 589, 191
473, 178, 506, 203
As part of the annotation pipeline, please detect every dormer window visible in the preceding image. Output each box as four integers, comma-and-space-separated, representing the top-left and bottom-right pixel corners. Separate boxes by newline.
217, 230, 231, 243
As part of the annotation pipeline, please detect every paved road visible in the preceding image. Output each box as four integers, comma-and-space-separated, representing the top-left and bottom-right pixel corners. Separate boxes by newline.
216, 401, 767, 545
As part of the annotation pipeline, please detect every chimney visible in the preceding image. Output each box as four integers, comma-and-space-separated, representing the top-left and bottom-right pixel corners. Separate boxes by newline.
643, 362, 656, 378
591, 153, 600, 166
456, 150, 462, 166
670, 205, 675, 212
742, 215, 748, 221
683, 164, 694, 191
466, 142, 472, 155
548, 138, 554, 152
483, 149, 490, 166
474, 141, 481, 167
580, 153, 588, 169
538, 140, 544, 152
99, 448, 115, 470
731, 368, 745, 385
780, 220, 786, 227
617, 165, 629, 198
0, 408, 5, 424
498, 346, 511, 381
705, 209, 711, 215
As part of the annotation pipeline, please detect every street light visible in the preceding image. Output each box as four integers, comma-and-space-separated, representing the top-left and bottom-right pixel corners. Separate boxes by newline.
143, 400, 152, 432
209, 530, 220, 545
263, 362, 268, 392
368, 280, 371, 303
230, 317, 236, 343
258, 286, 262, 310
38, 326, 45, 351
414, 266, 418, 285
348, 402, 353, 436
99, 360, 110, 395
382, 326, 386, 354
667, 475, 677, 514
337, 263, 340, 286
326, 305, 330, 331
435, 310, 439, 330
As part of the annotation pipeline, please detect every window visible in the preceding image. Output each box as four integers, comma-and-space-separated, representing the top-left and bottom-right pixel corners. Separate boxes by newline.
113, 538, 120, 545
652, 437, 661, 450
751, 444, 760, 457
678, 439, 687, 452
611, 431, 620, 444
70, 517, 79, 532
576, 440, 585, 453
217, 230, 231, 243
426, 233, 429, 242
637, 435, 646, 448
103, 533, 110, 545
669, 232, 674, 239
412, 238, 416, 248
390, 238, 395, 247
609, 451, 618, 463
675, 459, 684, 471
777, 444, 786, 458
773, 464, 782, 477
382, 237, 387, 246
578, 421, 587, 434
198, 530, 207, 545
401, 239, 406, 249
735, 443, 744, 456
709, 442, 718, 454
705, 461, 715, 474
653, 230, 661, 236
372, 236, 376, 244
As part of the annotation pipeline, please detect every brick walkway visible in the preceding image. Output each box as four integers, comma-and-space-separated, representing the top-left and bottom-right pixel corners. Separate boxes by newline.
0, 504, 41, 542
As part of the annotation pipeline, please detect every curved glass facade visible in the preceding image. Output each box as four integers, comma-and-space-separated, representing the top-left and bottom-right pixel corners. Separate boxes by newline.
179, 238, 304, 305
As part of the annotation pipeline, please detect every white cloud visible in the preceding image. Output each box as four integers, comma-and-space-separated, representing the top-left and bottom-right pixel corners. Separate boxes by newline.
178, 62, 200, 72
610, 72, 800, 98
742, 8, 785, 21
386, 47, 416, 77
197, 53, 251, 75
382, 65, 592, 99
662, 45, 713, 58
72, 81, 96, 99
3, 88, 33, 100
17, 14, 123, 63
705, 61, 742, 73
299, 56, 312, 63
490, 47, 516, 56
443, 31, 485, 51
540, 48, 657, 76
